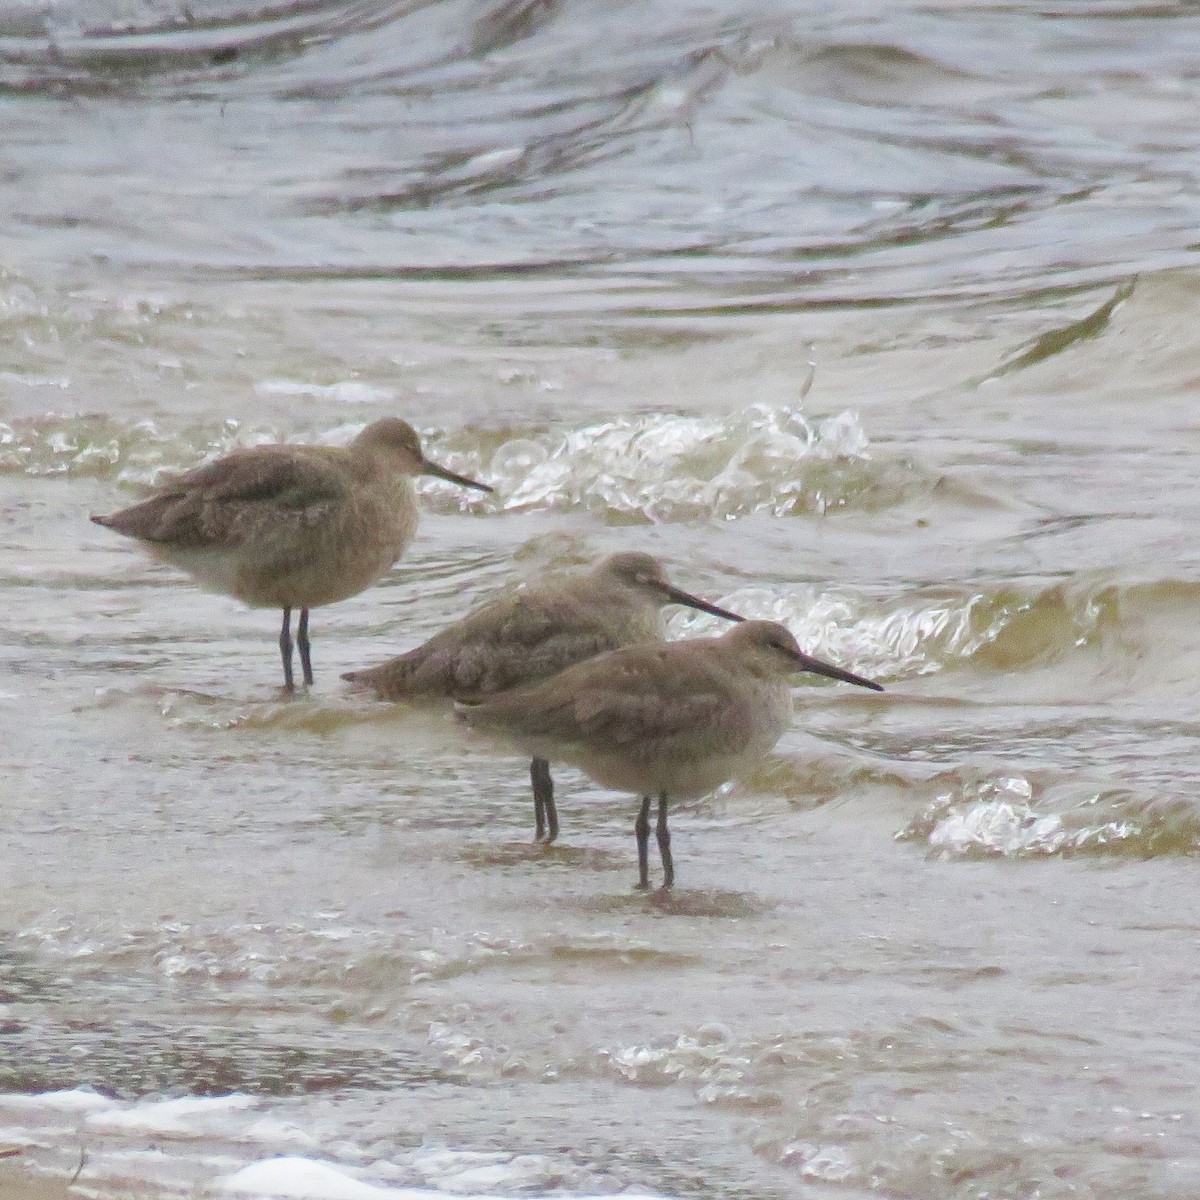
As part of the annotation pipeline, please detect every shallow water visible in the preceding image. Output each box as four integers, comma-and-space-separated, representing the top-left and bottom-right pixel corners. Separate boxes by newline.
4, 2, 1200, 1199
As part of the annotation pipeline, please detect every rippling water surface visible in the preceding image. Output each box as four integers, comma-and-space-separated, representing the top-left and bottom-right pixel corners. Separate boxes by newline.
4, 2, 1200, 1199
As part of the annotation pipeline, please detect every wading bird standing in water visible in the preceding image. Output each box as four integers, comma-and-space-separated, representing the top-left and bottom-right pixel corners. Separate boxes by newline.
458, 619, 883, 889
344, 551, 745, 843
91, 418, 492, 690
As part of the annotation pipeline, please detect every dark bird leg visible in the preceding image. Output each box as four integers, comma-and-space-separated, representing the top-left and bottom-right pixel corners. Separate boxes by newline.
530, 757, 558, 843
297, 607, 314, 686
279, 606, 295, 691
635, 796, 652, 889
656, 791, 674, 889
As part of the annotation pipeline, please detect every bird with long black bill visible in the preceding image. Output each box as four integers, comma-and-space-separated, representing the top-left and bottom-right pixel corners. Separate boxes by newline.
92, 418, 491, 690
458, 619, 884, 888
344, 551, 746, 843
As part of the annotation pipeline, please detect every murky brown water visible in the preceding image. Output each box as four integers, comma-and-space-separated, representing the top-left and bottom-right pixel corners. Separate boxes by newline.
4, 3, 1200, 1198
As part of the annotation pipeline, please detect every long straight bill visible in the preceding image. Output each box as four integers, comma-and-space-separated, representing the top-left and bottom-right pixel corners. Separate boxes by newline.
423, 458, 494, 493
661, 583, 746, 624
792, 648, 883, 692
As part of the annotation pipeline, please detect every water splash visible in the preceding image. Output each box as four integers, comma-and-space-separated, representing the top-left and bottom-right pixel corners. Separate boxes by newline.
0, 415, 277, 489
0, 1093, 644, 1200
9, 404, 930, 522
670, 575, 1200, 682
489, 405, 886, 522
899, 775, 1200, 859
598, 1024, 781, 1109
667, 585, 1009, 681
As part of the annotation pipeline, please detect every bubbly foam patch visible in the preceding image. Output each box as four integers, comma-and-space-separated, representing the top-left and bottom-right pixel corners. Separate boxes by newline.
11, 405, 928, 522
1, 1092, 671, 1200
898, 775, 1200, 858
487, 406, 882, 521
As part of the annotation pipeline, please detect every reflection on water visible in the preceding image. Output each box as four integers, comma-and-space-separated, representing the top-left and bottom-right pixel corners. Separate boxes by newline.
5, 1, 1200, 1198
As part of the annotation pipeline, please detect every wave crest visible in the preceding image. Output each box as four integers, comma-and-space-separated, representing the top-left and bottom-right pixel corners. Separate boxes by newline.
899, 775, 1200, 859
671, 576, 1200, 683
489, 405, 912, 522
11, 405, 934, 523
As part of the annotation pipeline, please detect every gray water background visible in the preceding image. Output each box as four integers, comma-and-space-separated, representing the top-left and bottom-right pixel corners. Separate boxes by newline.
4, 3, 1200, 1197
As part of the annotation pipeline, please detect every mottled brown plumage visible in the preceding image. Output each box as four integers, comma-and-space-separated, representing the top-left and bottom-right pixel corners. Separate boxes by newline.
91, 418, 491, 689
459, 620, 883, 888
344, 552, 746, 842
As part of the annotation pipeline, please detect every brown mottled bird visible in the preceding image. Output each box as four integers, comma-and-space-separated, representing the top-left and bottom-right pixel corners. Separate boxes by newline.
458, 620, 883, 889
343, 552, 746, 842
91, 418, 491, 689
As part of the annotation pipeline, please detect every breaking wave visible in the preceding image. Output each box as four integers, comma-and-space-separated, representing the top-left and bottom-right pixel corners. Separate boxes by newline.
898, 773, 1200, 859
669, 575, 1200, 682
6, 404, 934, 521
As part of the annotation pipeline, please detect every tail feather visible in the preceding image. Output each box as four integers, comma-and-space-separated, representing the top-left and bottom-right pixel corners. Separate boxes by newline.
88, 496, 186, 543
341, 658, 420, 700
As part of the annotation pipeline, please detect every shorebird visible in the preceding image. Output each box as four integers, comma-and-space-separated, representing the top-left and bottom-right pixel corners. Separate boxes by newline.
458, 619, 882, 889
91, 418, 491, 689
343, 551, 746, 842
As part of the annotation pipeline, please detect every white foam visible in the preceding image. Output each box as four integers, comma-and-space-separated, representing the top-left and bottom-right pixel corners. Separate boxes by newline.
410, 1148, 557, 1193
88, 1094, 259, 1136
780, 1141, 856, 1182
221, 1155, 669, 1200
927, 798, 1067, 857
241, 1117, 321, 1150
666, 585, 1008, 680
489, 405, 875, 522
434, 1159, 549, 1192
254, 381, 395, 406
1, 1095, 672, 1200
222, 1158, 431, 1200
0, 1088, 112, 1114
